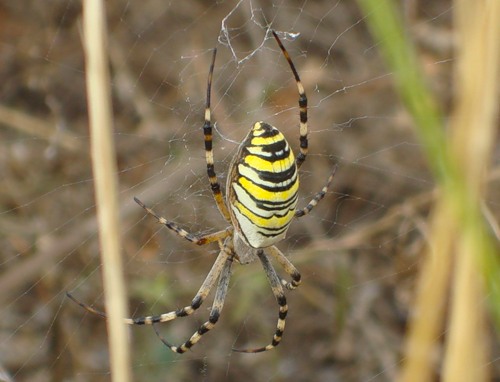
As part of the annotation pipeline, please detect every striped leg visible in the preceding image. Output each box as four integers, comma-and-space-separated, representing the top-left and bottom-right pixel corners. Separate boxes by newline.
154, 255, 233, 353
134, 197, 232, 245
66, 247, 230, 326
272, 30, 308, 169
295, 164, 337, 218
267, 246, 301, 290
204, 48, 231, 221
233, 250, 288, 353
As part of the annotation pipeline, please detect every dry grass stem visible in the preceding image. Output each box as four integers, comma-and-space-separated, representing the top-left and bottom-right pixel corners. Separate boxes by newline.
83, 0, 131, 380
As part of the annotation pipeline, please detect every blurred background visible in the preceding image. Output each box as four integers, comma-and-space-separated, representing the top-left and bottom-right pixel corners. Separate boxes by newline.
1, 0, 498, 381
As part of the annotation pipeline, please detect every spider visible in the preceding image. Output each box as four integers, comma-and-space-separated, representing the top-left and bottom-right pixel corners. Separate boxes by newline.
67, 30, 336, 354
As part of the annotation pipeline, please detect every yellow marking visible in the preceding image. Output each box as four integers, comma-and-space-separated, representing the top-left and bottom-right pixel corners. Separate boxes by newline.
246, 145, 271, 157
250, 132, 285, 147
238, 176, 298, 204
244, 154, 294, 174
233, 183, 293, 217
238, 164, 296, 189
234, 200, 295, 229
252, 122, 266, 134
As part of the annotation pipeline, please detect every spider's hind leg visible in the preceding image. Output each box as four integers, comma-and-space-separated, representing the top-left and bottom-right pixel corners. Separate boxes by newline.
202, 48, 232, 222
272, 30, 308, 169
294, 164, 337, 218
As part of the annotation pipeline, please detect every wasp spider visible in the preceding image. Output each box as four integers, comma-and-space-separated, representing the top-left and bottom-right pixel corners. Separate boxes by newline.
67, 30, 336, 354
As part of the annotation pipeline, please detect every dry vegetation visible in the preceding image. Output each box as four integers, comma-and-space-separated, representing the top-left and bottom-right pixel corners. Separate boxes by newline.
0, 1, 498, 381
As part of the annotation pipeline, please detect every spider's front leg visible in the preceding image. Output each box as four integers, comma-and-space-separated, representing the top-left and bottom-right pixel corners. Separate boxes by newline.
233, 250, 288, 353
267, 246, 301, 290
154, 254, 234, 353
66, 244, 231, 327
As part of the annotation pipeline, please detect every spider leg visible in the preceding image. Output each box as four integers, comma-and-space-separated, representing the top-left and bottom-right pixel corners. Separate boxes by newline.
67, 246, 230, 325
272, 30, 308, 169
203, 48, 232, 222
66, 292, 107, 318
134, 197, 232, 245
154, 255, 233, 353
267, 246, 301, 290
233, 250, 287, 353
294, 164, 337, 218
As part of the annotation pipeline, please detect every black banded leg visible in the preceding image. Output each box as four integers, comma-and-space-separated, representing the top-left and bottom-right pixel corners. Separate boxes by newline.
271, 30, 308, 169
154, 256, 233, 353
295, 164, 337, 218
203, 48, 232, 222
66, 249, 229, 325
233, 250, 287, 353
134, 197, 232, 245
267, 246, 301, 290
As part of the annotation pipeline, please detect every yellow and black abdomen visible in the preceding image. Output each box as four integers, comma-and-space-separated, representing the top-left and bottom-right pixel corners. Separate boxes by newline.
228, 122, 298, 248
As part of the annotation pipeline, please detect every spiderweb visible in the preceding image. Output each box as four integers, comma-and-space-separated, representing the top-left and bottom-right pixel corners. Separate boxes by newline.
1, 1, 498, 381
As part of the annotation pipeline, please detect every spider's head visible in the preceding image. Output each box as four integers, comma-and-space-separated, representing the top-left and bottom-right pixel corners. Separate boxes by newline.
232, 231, 260, 264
